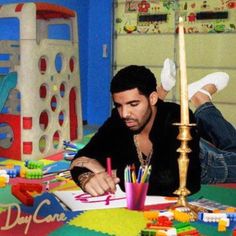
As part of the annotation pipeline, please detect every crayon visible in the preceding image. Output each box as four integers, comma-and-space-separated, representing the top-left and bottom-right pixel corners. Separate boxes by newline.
106, 157, 112, 177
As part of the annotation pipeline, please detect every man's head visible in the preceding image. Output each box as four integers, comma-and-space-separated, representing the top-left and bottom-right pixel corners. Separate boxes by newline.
110, 65, 157, 97
110, 65, 158, 133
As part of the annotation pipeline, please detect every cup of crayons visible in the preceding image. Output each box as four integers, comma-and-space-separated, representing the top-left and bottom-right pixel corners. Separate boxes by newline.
124, 164, 151, 211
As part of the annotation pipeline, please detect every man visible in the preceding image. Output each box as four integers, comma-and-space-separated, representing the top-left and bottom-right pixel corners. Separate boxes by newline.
159, 67, 236, 184
70, 64, 201, 196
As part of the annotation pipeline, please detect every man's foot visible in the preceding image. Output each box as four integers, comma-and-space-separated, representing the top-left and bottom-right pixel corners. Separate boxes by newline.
191, 84, 217, 108
160, 58, 176, 91
188, 72, 229, 108
188, 72, 229, 100
158, 58, 176, 100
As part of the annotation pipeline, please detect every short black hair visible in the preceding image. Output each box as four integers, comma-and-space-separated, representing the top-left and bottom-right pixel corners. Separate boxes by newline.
110, 65, 157, 97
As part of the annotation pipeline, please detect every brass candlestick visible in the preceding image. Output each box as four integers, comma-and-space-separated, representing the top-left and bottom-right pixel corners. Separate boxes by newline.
172, 123, 198, 221
173, 123, 195, 206
171, 17, 197, 219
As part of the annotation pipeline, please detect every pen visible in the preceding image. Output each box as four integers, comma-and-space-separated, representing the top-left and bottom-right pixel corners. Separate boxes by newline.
145, 165, 152, 183
45, 181, 50, 191
43, 169, 69, 177
64, 147, 78, 152
131, 170, 136, 183
63, 141, 78, 149
141, 165, 151, 183
64, 152, 77, 156
137, 166, 142, 183
127, 165, 131, 182
141, 166, 147, 183
106, 157, 112, 177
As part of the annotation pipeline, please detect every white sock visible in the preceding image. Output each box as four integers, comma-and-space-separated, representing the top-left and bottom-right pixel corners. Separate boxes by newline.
161, 58, 176, 91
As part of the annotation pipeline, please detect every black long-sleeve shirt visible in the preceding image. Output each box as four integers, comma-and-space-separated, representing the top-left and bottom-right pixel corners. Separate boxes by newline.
71, 100, 201, 196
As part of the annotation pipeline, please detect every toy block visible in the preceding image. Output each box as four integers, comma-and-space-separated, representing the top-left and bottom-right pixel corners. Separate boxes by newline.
25, 169, 43, 179
25, 160, 44, 169
0, 176, 8, 188
217, 218, 228, 232
11, 183, 42, 206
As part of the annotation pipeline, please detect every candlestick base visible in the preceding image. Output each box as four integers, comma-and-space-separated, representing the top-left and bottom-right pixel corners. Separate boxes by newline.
171, 123, 198, 220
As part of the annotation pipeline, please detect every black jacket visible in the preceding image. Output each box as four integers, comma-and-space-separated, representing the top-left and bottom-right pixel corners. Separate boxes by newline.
71, 100, 201, 196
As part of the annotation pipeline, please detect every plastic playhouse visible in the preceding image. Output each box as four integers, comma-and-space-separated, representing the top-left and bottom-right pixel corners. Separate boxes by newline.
0, 2, 83, 160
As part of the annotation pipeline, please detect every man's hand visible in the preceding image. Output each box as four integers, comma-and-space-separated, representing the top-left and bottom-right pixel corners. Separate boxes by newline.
83, 171, 120, 196
71, 156, 120, 196
70, 156, 106, 173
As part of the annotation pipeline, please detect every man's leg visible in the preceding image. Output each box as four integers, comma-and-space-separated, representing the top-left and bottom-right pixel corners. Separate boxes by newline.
189, 76, 236, 183
160, 70, 236, 183
190, 84, 236, 152
199, 138, 236, 183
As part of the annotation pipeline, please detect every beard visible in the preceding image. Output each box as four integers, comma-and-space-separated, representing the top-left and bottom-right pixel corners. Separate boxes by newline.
125, 110, 153, 134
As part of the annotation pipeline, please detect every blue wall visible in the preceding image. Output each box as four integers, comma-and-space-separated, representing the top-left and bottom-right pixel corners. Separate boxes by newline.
87, 0, 113, 125
0, 0, 112, 126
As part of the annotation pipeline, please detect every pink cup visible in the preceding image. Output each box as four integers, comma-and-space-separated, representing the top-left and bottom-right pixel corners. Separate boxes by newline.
125, 182, 149, 210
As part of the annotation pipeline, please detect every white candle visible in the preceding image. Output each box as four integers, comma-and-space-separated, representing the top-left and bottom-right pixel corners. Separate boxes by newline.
179, 17, 189, 125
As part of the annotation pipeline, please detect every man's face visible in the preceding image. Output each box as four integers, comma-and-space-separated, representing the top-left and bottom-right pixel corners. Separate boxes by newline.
112, 88, 153, 132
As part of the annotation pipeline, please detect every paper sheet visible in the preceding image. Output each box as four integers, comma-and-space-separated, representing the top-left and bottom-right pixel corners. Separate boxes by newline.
53, 185, 176, 211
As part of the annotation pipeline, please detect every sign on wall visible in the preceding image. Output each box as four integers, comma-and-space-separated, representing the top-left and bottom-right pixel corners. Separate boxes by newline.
115, 0, 236, 34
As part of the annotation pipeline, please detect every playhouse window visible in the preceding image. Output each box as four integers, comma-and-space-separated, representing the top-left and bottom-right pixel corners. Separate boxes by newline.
0, 18, 19, 40
0, 17, 20, 75
48, 23, 71, 41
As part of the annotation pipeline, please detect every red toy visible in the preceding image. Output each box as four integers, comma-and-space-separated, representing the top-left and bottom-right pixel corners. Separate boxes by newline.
146, 215, 173, 228
11, 183, 43, 206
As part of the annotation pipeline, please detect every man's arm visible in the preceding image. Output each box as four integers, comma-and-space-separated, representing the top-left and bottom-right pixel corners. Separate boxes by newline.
70, 110, 122, 196
70, 156, 120, 196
